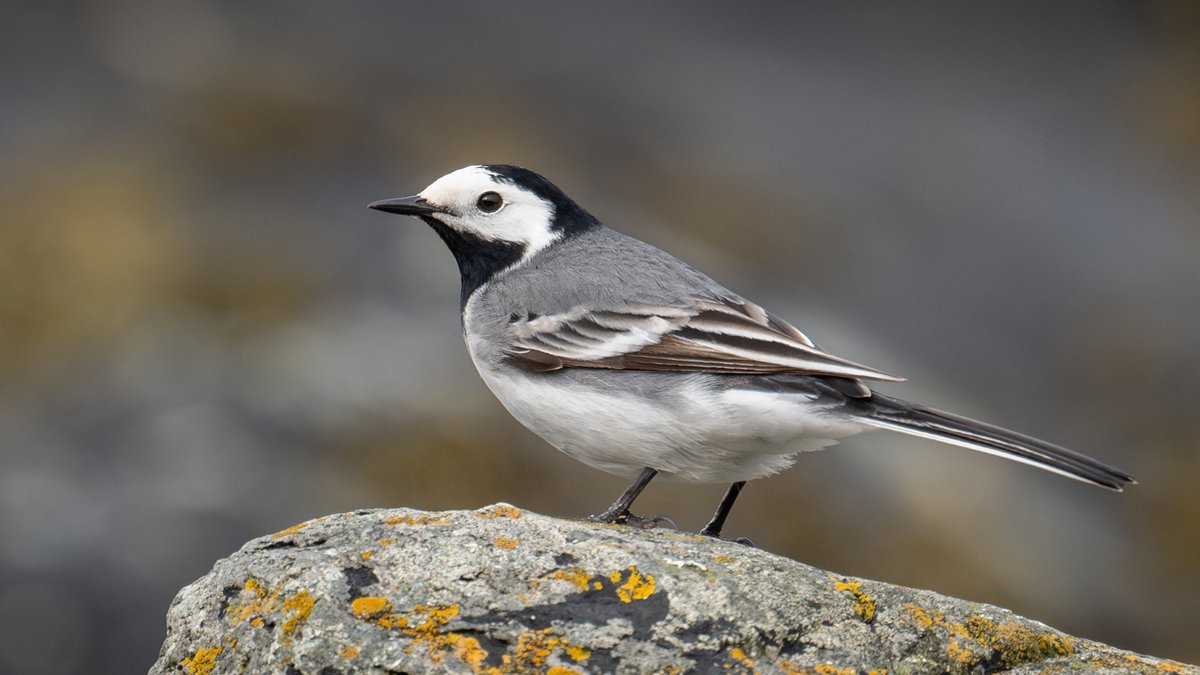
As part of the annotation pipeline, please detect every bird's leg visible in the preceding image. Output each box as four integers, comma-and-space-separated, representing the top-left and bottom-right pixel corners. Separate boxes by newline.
700, 481, 747, 539
587, 467, 668, 529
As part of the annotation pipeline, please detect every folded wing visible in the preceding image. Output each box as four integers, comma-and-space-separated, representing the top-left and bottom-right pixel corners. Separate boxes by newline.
505, 296, 902, 382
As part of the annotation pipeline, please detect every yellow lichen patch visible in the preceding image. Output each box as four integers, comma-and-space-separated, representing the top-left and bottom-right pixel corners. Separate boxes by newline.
906, 603, 937, 629
477, 505, 523, 519
355, 598, 598, 675
224, 579, 317, 644
494, 627, 593, 672
530, 566, 654, 604
509, 628, 560, 667
532, 566, 592, 592
903, 604, 1076, 669
546, 668, 581, 675
779, 662, 857, 675
181, 646, 221, 675
457, 636, 491, 670
728, 646, 757, 671
377, 537, 397, 547
270, 521, 310, 539
714, 555, 735, 564
418, 604, 461, 627
493, 536, 518, 550
360, 550, 373, 559
279, 590, 315, 644
339, 645, 359, 660
615, 566, 656, 603
813, 665, 856, 675
351, 596, 393, 619
383, 514, 450, 527
832, 578, 877, 623
225, 578, 268, 625
350, 600, 488, 668
1087, 653, 1194, 674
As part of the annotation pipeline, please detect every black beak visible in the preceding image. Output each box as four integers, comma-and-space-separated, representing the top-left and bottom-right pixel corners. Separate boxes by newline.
367, 195, 447, 217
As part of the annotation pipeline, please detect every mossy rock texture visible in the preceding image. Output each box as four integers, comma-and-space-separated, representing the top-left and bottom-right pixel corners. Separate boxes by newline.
150, 504, 1195, 675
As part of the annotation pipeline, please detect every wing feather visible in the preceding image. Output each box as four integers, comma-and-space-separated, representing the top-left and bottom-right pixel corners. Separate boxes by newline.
505, 297, 902, 382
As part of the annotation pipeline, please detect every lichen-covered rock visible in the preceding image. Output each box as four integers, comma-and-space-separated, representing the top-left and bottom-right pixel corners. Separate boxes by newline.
150, 505, 1195, 675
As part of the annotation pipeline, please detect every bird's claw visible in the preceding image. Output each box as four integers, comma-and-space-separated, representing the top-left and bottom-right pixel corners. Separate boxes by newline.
699, 529, 756, 548
585, 510, 676, 530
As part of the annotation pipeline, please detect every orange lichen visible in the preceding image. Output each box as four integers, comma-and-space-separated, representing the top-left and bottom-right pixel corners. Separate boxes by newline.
224, 578, 316, 644
615, 567, 656, 602
350, 596, 600, 673
279, 590, 315, 643
533, 566, 592, 592
903, 603, 1075, 669
270, 521, 310, 539
713, 555, 735, 564
493, 536, 518, 550
780, 664, 856, 675
383, 514, 450, 526
350, 596, 392, 618
339, 645, 359, 660
477, 505, 523, 519
729, 646, 757, 671
781, 661, 886, 675
566, 645, 591, 662
532, 565, 656, 603
181, 646, 220, 675
1155, 660, 1190, 674
812, 665, 856, 675
508, 628, 560, 667
832, 578, 876, 623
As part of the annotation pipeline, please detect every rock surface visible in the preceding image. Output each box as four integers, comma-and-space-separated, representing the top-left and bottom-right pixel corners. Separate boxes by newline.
150, 505, 1195, 675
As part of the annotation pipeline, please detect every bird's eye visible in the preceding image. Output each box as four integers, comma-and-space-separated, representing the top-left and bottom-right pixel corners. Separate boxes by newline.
476, 191, 503, 213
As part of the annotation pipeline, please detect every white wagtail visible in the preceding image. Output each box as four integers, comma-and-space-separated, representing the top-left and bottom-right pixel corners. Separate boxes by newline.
370, 165, 1134, 538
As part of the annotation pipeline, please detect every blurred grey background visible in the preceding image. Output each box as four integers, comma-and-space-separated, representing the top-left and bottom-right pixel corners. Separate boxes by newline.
2, 1, 1198, 673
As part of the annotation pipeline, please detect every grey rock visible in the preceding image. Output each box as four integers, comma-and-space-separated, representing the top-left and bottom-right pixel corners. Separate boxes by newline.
149, 505, 1196, 675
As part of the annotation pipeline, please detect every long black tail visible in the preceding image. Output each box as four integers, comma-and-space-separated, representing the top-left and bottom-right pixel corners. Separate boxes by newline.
849, 392, 1135, 490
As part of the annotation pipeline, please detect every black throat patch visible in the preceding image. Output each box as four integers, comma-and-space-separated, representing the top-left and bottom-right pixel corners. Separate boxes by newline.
422, 216, 527, 308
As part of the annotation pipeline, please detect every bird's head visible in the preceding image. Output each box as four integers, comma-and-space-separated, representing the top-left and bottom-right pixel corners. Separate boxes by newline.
370, 165, 599, 305
371, 164, 597, 255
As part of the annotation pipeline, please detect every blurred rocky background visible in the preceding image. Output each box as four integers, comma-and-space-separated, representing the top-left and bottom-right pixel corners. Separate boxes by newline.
1, 2, 1197, 673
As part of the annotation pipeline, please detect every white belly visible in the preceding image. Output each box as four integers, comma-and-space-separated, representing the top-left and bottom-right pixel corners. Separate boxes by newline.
471, 357, 867, 484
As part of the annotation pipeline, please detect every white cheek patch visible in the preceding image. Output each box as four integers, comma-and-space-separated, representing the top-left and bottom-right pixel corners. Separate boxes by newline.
418, 165, 561, 262
475, 200, 560, 260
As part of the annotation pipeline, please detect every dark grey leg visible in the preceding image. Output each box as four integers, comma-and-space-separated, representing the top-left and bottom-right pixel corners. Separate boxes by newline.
700, 481, 746, 538
586, 467, 661, 528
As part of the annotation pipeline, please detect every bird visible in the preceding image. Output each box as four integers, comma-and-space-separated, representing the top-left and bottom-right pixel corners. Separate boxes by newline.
369, 164, 1134, 539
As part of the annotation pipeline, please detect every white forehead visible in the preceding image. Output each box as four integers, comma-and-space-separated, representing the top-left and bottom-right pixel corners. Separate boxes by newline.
418, 165, 502, 204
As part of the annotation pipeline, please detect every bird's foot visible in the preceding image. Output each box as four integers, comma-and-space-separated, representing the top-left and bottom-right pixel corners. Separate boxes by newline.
699, 529, 756, 547
586, 509, 676, 530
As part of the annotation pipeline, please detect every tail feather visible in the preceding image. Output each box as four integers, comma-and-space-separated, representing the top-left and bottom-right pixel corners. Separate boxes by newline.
852, 392, 1135, 491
